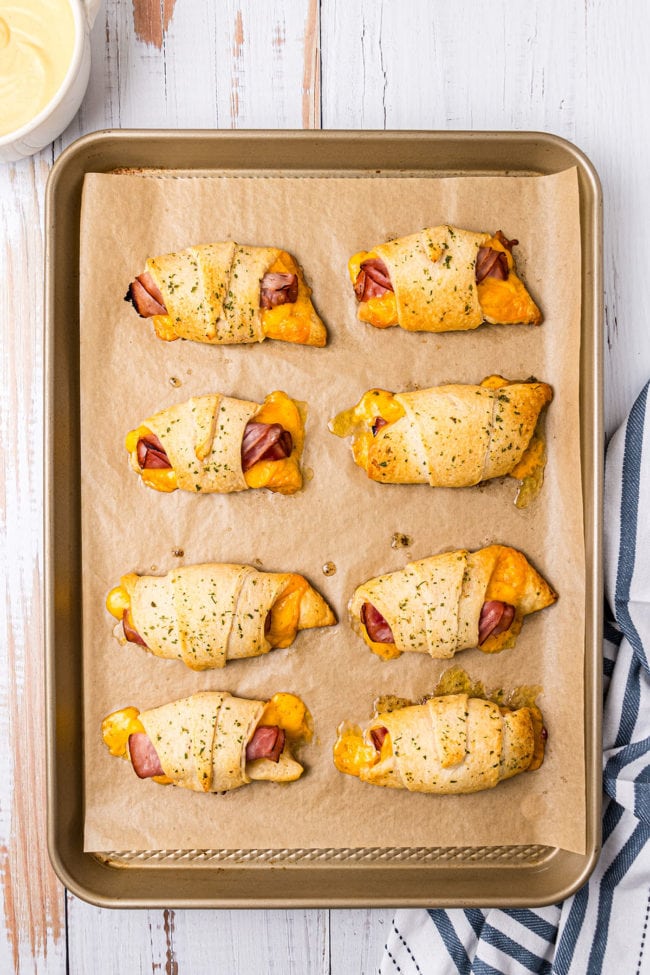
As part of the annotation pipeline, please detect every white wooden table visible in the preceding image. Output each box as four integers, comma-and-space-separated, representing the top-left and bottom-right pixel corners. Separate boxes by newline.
2, 2, 648, 971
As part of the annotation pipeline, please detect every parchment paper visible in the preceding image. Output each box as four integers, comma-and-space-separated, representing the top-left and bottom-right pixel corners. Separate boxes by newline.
80, 167, 585, 854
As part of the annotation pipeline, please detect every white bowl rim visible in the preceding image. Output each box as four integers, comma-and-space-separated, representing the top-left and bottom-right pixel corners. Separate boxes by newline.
0, 0, 87, 148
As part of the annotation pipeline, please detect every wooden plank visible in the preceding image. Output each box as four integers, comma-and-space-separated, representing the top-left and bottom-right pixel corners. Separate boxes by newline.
210, 0, 320, 128
67, 897, 329, 974
59, 0, 319, 138
574, 0, 650, 434
321, 0, 583, 131
0, 156, 67, 972
330, 909, 394, 975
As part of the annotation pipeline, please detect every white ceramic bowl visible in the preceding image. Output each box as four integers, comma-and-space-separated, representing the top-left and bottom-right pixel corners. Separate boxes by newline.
0, 0, 100, 163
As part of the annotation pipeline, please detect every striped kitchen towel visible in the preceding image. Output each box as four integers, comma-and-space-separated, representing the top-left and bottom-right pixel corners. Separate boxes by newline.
380, 381, 650, 975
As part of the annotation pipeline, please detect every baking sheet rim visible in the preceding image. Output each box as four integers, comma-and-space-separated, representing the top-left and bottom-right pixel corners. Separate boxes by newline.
44, 128, 603, 907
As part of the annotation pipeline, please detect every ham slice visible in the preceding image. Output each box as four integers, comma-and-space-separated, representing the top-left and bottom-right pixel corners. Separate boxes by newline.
370, 726, 389, 752
478, 601, 516, 645
241, 421, 293, 471
128, 725, 286, 779
245, 725, 286, 763
494, 230, 518, 252
354, 258, 394, 302
475, 247, 509, 284
360, 602, 395, 644
137, 434, 172, 470
126, 272, 168, 318
372, 417, 388, 436
260, 272, 299, 309
122, 613, 147, 647
128, 732, 164, 778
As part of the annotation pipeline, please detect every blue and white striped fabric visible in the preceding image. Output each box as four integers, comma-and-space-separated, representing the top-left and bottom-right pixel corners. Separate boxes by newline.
380, 381, 650, 975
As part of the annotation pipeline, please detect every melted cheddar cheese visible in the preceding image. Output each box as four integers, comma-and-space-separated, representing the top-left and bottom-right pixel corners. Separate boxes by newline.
477, 236, 542, 325
102, 706, 144, 756
125, 426, 178, 492
106, 572, 142, 639
261, 251, 323, 345
259, 692, 312, 741
151, 314, 179, 341
101, 707, 172, 784
329, 388, 405, 471
511, 435, 545, 481
480, 374, 509, 391
348, 250, 398, 328
243, 391, 304, 494
483, 547, 536, 607
363, 636, 402, 660
106, 580, 132, 620
348, 251, 367, 284
267, 575, 310, 648
477, 546, 535, 653
527, 705, 546, 771
333, 722, 392, 777
328, 388, 403, 437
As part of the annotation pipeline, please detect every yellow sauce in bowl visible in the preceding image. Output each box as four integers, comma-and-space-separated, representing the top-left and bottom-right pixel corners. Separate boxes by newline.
0, 0, 76, 137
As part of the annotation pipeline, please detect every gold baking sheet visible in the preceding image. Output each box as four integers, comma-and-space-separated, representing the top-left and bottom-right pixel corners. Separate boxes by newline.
79, 167, 584, 854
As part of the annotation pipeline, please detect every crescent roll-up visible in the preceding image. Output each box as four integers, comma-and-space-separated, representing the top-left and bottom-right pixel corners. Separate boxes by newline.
334, 692, 546, 794
349, 226, 541, 331
329, 375, 552, 503
106, 562, 336, 669
102, 691, 312, 791
126, 389, 305, 495
350, 546, 556, 661
126, 242, 326, 347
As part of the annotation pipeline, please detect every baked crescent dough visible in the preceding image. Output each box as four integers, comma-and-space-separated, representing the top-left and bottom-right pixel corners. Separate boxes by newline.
126, 389, 305, 495
102, 691, 312, 791
106, 562, 336, 670
334, 692, 545, 794
127, 242, 327, 347
329, 376, 552, 496
350, 546, 556, 661
349, 226, 541, 331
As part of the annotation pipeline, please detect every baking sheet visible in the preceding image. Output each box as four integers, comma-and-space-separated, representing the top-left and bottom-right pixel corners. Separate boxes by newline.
80, 168, 584, 854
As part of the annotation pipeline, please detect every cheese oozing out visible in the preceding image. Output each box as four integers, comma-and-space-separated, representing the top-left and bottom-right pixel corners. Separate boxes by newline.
329, 387, 405, 470
333, 721, 391, 777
